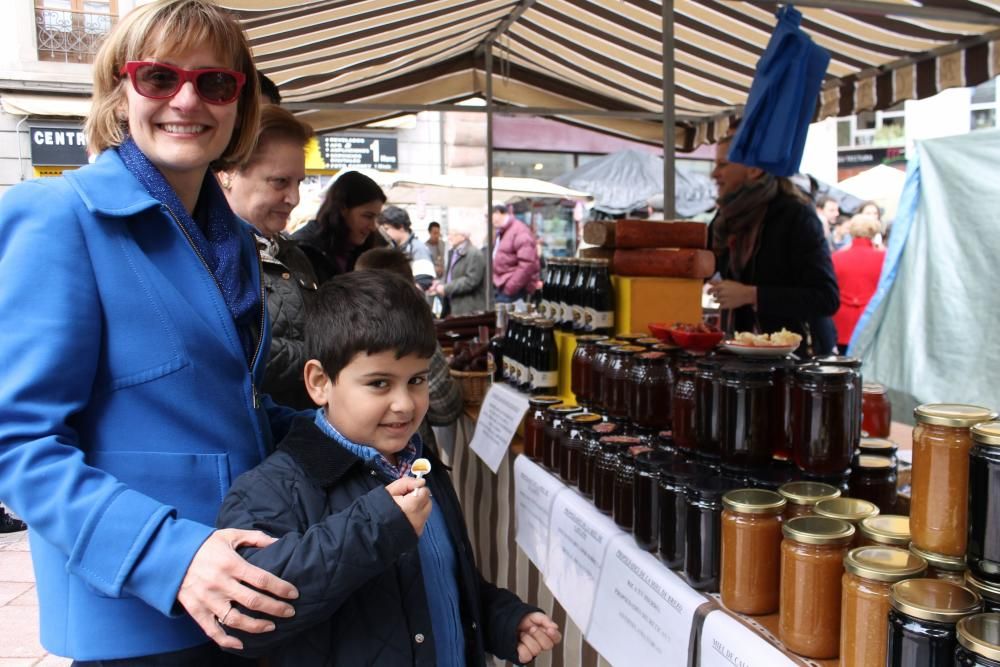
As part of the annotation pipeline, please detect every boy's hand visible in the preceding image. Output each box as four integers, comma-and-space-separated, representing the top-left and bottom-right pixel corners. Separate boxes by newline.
516, 611, 561, 663
386, 477, 432, 536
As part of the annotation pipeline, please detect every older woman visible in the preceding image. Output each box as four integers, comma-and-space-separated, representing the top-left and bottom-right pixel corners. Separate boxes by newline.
0, 1, 299, 663
219, 106, 317, 409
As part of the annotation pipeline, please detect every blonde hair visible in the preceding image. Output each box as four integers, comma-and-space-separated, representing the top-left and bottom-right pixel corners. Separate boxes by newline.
233, 105, 313, 172
85, 0, 260, 167
848, 213, 882, 239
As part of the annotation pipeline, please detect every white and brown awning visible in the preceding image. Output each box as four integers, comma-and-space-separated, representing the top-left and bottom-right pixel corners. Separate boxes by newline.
221, 0, 1000, 150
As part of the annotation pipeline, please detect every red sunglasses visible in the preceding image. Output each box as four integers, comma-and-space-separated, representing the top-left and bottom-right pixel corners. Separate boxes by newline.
119, 61, 246, 105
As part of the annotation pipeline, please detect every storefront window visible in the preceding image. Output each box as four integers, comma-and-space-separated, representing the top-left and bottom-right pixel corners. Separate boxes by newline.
494, 151, 575, 180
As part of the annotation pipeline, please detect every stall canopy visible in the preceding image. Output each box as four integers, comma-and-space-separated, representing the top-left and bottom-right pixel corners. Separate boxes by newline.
221, 0, 1000, 150
837, 163, 907, 221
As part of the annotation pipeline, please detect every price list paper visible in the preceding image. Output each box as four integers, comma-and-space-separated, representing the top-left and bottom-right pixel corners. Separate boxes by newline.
700, 609, 797, 667
513, 455, 568, 573
468, 384, 529, 473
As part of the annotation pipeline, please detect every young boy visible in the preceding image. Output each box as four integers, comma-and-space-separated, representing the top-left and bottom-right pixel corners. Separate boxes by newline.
216, 270, 560, 666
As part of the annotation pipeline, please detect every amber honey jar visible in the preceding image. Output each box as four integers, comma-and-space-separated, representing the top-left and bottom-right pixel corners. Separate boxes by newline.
911, 543, 968, 585
861, 381, 892, 438
887, 578, 982, 666
778, 481, 841, 520
779, 516, 855, 659
969, 422, 1000, 584
911, 403, 996, 557
848, 454, 898, 514
967, 573, 1000, 614
524, 396, 561, 462
858, 514, 910, 548
719, 489, 785, 615
839, 546, 927, 667
956, 613, 1000, 666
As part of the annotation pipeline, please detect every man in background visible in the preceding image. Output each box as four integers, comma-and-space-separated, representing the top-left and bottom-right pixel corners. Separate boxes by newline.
426, 221, 446, 279
379, 206, 436, 290
492, 204, 539, 304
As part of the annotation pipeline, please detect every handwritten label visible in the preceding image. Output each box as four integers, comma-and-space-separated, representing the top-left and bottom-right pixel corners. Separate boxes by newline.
700, 610, 796, 667
513, 456, 568, 573
469, 384, 530, 472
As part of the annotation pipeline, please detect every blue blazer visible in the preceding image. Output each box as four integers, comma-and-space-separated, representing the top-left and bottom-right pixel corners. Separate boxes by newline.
0, 150, 299, 660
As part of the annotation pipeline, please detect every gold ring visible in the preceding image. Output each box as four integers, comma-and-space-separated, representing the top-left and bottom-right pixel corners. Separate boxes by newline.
217, 605, 234, 626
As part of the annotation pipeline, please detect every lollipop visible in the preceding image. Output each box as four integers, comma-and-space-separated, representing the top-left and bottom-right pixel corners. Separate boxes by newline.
411, 458, 431, 479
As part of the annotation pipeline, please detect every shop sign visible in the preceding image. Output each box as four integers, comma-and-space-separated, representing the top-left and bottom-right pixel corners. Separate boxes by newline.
318, 133, 397, 171
29, 124, 88, 166
837, 146, 905, 168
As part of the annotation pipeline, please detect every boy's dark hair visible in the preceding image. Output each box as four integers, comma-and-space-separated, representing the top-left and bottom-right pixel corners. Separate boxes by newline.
378, 205, 411, 231
428, 221, 440, 232
306, 270, 436, 381
355, 248, 414, 282
258, 71, 281, 104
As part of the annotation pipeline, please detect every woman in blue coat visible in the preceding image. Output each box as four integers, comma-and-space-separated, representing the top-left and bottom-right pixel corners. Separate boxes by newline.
0, 1, 300, 663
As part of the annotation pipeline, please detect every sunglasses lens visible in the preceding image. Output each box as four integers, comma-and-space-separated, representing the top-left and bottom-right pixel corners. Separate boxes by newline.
134, 64, 180, 97
196, 71, 239, 103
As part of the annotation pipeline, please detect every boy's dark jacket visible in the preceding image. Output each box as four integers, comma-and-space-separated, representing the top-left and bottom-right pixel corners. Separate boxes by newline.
216, 417, 536, 666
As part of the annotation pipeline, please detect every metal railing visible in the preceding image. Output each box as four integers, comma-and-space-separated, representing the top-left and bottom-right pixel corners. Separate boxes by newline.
35, 7, 116, 64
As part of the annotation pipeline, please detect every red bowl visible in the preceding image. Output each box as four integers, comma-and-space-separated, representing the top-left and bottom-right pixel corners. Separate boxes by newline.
647, 322, 673, 342
668, 327, 724, 352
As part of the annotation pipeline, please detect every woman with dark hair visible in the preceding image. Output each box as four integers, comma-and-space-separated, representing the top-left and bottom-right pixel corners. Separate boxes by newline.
293, 171, 388, 283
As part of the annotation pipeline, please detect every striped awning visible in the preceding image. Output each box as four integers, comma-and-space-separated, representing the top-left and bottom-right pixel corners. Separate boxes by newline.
222, 0, 1000, 150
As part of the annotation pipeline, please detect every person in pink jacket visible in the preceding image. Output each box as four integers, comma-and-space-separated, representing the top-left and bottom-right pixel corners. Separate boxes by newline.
491, 205, 540, 303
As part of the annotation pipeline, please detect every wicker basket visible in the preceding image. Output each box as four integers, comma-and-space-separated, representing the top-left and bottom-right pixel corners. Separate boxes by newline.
450, 364, 494, 406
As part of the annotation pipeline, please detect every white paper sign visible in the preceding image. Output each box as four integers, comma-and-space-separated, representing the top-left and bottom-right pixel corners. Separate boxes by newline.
544, 489, 619, 630
700, 610, 797, 667
513, 455, 568, 573
586, 535, 709, 666
469, 384, 530, 472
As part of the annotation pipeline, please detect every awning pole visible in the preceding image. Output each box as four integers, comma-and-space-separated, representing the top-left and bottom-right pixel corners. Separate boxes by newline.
485, 46, 495, 309
662, 0, 676, 219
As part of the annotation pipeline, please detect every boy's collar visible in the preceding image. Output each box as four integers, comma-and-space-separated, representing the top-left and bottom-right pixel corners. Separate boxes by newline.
278, 417, 366, 488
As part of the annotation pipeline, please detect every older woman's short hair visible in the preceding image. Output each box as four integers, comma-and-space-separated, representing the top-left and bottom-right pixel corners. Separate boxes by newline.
237, 105, 313, 170
85, 0, 260, 167
848, 213, 882, 239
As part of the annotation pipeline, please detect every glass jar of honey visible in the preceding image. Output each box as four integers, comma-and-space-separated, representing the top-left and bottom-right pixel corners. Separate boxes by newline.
969, 422, 1000, 584
672, 365, 698, 453
910, 543, 969, 585
967, 573, 1000, 614
684, 476, 730, 591
859, 436, 898, 464
594, 436, 635, 515
840, 546, 927, 667
792, 366, 856, 476
719, 363, 775, 469
561, 413, 603, 486
524, 396, 562, 462
633, 450, 677, 552
570, 335, 607, 410
542, 405, 582, 472
887, 579, 982, 666
911, 404, 996, 557
589, 338, 623, 414
849, 454, 898, 514
779, 516, 855, 659
814, 497, 879, 546
956, 613, 1000, 666
859, 514, 910, 548
628, 351, 674, 434
580, 421, 618, 498
603, 346, 643, 423
657, 462, 716, 568
778, 481, 842, 520
694, 357, 723, 460
862, 382, 892, 438
720, 489, 786, 615
812, 354, 864, 449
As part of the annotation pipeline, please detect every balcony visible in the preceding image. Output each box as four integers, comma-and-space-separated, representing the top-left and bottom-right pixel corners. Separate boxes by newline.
35, 7, 116, 64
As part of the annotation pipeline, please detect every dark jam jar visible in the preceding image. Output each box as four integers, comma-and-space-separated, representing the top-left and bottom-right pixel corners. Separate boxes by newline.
969, 422, 1000, 585
594, 436, 633, 515
684, 477, 730, 591
967, 573, 1000, 614
590, 339, 623, 414
859, 437, 899, 464
657, 463, 716, 568
768, 357, 797, 460
633, 451, 677, 552
570, 335, 607, 410
604, 346, 643, 423
719, 363, 775, 469
887, 579, 982, 666
560, 413, 603, 487
694, 357, 724, 460
811, 355, 863, 451
672, 365, 698, 453
792, 366, 856, 476
542, 406, 581, 472
956, 613, 1000, 666
749, 464, 798, 491
628, 351, 674, 435
613, 443, 644, 532
524, 396, 562, 462
580, 422, 619, 498
635, 336, 663, 349
862, 382, 892, 438
849, 454, 898, 514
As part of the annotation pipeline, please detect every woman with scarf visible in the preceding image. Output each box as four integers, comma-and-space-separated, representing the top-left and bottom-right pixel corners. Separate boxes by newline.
0, 1, 301, 663
708, 130, 839, 356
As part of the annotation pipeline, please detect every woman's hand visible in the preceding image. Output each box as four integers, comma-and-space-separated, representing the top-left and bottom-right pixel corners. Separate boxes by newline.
707, 280, 757, 310
177, 529, 299, 650
516, 611, 562, 663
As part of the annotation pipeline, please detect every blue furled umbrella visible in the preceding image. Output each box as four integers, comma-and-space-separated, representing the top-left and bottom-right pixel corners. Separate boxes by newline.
728, 5, 830, 177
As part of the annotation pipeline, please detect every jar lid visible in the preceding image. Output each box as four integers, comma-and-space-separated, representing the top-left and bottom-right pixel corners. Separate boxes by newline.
908, 543, 967, 571
592, 421, 619, 435
795, 365, 854, 384
617, 332, 646, 342
958, 614, 1000, 661
859, 515, 911, 546
782, 516, 855, 545
596, 338, 625, 349
814, 497, 880, 522
778, 481, 842, 506
890, 579, 981, 624
611, 345, 645, 355
599, 435, 641, 451
547, 405, 582, 416
575, 334, 609, 344
856, 454, 895, 470
812, 354, 862, 368
636, 337, 662, 346
687, 476, 731, 500
652, 343, 679, 352
914, 403, 997, 428
660, 462, 717, 483
722, 489, 786, 514
634, 450, 677, 471
859, 437, 898, 453
972, 421, 1000, 446
863, 382, 887, 394
966, 572, 1000, 602
636, 351, 668, 362
845, 546, 927, 582
566, 412, 603, 426
528, 395, 563, 407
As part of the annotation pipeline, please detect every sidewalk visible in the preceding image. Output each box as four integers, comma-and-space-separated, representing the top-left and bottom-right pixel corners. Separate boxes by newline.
0, 530, 69, 666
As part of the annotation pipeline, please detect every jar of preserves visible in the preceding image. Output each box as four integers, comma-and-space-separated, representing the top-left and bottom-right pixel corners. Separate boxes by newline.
542, 406, 582, 472
720, 489, 786, 614
769, 357, 797, 460
561, 413, 603, 486
603, 346, 643, 422
792, 366, 856, 476
911, 404, 996, 557
719, 363, 776, 469
657, 462, 716, 568
840, 546, 927, 667
956, 613, 1000, 666
748, 464, 797, 491
524, 396, 562, 462
570, 335, 607, 410
778, 481, 842, 520
911, 543, 969, 585
628, 351, 674, 434
694, 357, 724, 459
811, 354, 863, 449
887, 578, 982, 666
672, 365, 698, 453
589, 339, 623, 414
633, 450, 677, 552
617, 332, 645, 345
970, 422, 1000, 584
684, 477, 730, 591
779, 516, 855, 659
814, 497, 879, 546
635, 336, 662, 349
862, 382, 892, 438
859, 514, 910, 548
967, 573, 1000, 614
613, 447, 641, 532
849, 454, 898, 514
594, 436, 635, 515
859, 436, 899, 463
580, 422, 618, 498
